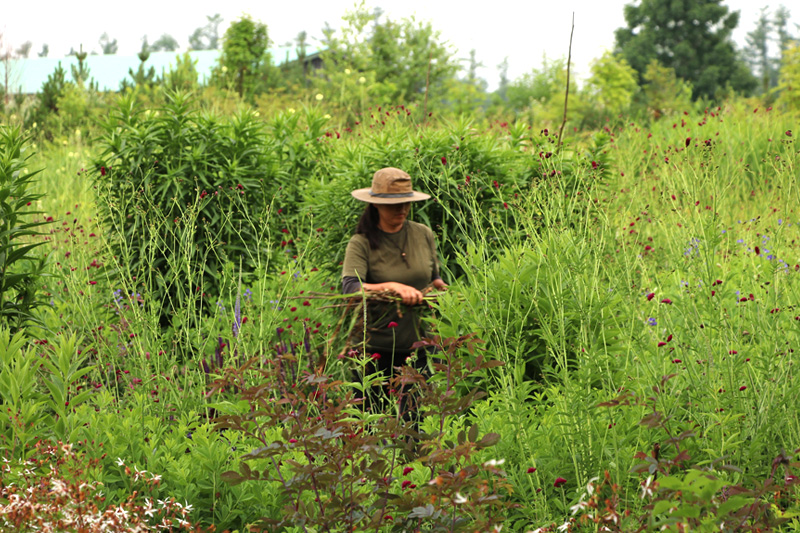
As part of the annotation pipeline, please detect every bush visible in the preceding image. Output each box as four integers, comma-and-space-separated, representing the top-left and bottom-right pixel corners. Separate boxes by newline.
93, 90, 278, 336
0, 126, 51, 331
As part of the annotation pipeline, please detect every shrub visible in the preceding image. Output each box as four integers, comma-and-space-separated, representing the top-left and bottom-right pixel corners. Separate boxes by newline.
93, 90, 278, 335
0, 125, 51, 331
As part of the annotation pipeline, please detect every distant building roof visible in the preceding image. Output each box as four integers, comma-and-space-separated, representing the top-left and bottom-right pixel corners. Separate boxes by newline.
1, 47, 319, 94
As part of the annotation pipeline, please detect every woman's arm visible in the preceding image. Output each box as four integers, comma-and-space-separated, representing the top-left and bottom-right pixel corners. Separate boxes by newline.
342, 276, 424, 305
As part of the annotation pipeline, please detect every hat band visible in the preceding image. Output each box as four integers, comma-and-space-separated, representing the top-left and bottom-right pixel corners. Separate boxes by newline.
369, 191, 414, 198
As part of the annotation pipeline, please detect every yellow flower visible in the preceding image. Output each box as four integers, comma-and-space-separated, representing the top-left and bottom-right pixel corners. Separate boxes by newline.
358, 76, 366, 84
315, 93, 324, 101
344, 68, 351, 75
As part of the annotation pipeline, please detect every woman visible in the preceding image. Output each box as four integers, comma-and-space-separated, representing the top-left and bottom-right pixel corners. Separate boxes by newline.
342, 167, 447, 380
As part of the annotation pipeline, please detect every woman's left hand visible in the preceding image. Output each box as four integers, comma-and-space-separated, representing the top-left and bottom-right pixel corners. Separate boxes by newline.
432, 278, 448, 291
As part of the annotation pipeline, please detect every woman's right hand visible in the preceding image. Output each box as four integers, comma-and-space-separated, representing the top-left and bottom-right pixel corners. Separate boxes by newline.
388, 282, 424, 306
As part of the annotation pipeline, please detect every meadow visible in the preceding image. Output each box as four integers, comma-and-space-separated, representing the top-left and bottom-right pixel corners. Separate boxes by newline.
2, 92, 800, 532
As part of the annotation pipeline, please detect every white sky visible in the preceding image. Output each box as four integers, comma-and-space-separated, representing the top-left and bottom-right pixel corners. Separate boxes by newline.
2, 0, 797, 90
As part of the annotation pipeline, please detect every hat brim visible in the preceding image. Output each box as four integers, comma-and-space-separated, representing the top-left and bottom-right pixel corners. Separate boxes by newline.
351, 188, 431, 204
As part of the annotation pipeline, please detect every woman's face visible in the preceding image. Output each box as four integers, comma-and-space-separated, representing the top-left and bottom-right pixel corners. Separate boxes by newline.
375, 202, 410, 230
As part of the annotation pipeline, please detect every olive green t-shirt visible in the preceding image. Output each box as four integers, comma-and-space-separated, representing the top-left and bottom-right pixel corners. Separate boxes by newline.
342, 221, 440, 353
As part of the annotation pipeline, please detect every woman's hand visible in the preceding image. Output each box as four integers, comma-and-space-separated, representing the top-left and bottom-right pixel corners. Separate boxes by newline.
432, 278, 448, 291
388, 282, 424, 305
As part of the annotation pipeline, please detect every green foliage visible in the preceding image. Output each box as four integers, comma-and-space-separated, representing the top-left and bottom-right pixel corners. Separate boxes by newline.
744, 7, 778, 95
218, 15, 270, 98
30, 62, 68, 133
120, 51, 159, 93
641, 59, 693, 118
614, 0, 756, 99
189, 13, 223, 51
584, 52, 639, 116
98, 32, 118, 55
211, 334, 511, 531
93, 91, 277, 337
150, 33, 179, 52
505, 57, 580, 127
0, 126, 50, 331
315, 3, 457, 115
163, 53, 200, 92
70, 46, 91, 87
0, 327, 44, 453
777, 40, 800, 109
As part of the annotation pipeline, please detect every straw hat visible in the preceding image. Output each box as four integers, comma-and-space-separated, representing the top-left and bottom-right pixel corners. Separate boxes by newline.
351, 167, 431, 204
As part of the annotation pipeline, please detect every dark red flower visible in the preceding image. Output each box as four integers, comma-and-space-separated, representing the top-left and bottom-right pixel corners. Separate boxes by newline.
661, 298, 672, 304
403, 467, 414, 475
554, 477, 567, 488
387, 321, 399, 328
591, 161, 598, 169
371, 353, 381, 360
441, 156, 447, 165
527, 467, 536, 473
646, 293, 655, 301
100, 166, 106, 176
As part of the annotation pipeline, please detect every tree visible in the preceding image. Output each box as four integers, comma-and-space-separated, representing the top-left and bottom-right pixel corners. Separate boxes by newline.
121, 39, 157, 92
218, 15, 269, 97
496, 57, 509, 101
99, 33, 118, 55
31, 62, 68, 128
505, 56, 570, 112
641, 59, 693, 118
70, 45, 91, 86
774, 6, 795, 54
614, 0, 756, 99
745, 7, 774, 94
369, 14, 456, 104
15, 41, 32, 58
777, 41, 800, 109
151, 33, 180, 52
189, 14, 223, 50
584, 52, 639, 115
37, 44, 49, 58
504, 56, 581, 126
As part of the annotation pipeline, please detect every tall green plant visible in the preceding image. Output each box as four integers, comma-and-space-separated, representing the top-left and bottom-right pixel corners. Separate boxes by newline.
0, 126, 51, 331
93, 90, 278, 335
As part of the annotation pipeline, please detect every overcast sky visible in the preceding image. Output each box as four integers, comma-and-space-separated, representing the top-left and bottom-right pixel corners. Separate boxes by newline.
2, 0, 797, 90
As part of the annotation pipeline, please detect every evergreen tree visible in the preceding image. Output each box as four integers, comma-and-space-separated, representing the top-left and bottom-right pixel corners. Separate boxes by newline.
70, 46, 91, 86
614, 0, 756, 99
99, 33, 118, 55
745, 7, 774, 94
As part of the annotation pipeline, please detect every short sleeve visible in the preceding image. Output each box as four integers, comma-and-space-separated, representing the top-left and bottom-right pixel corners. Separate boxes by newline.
342, 235, 370, 282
